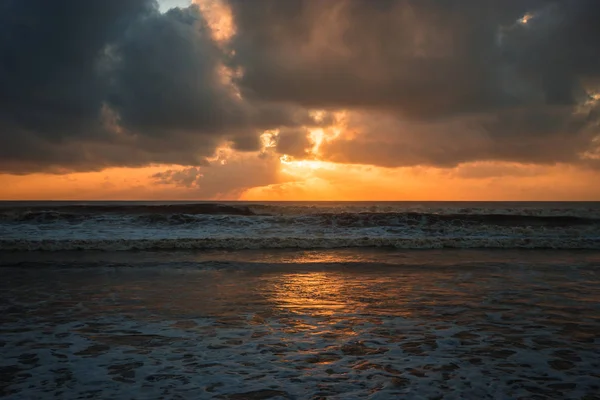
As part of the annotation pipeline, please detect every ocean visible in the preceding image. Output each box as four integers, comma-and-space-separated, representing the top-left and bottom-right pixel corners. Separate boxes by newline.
1, 201, 599, 399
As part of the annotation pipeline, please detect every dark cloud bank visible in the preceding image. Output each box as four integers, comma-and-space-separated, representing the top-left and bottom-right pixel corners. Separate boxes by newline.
1, 0, 599, 174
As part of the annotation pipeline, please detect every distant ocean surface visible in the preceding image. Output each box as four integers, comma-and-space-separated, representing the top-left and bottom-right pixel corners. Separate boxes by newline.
1, 201, 600, 251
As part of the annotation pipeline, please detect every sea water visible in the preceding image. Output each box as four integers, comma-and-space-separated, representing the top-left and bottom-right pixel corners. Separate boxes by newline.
1, 202, 599, 398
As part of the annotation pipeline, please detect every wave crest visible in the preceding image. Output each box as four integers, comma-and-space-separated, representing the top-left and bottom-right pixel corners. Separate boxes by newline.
2, 209, 598, 228
2, 236, 600, 251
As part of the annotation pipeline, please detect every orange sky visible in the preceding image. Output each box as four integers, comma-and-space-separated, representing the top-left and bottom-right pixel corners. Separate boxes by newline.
3, 106, 600, 201
2, 159, 600, 201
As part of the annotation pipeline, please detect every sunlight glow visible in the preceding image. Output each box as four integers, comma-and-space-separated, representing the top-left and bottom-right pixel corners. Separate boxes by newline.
575, 88, 600, 115
260, 130, 279, 152
580, 135, 600, 160
217, 63, 243, 100
309, 110, 327, 123
310, 129, 325, 154
519, 13, 534, 25
202, 145, 238, 166
194, 0, 235, 44
306, 112, 345, 157
279, 156, 337, 177
3, 161, 600, 201
195, 0, 242, 99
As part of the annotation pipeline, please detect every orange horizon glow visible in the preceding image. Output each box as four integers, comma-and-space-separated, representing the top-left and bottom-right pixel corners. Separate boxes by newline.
3, 121, 600, 202
2, 158, 600, 201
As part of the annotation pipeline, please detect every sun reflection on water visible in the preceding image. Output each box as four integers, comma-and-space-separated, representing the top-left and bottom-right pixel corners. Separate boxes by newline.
271, 273, 348, 316
266, 270, 417, 322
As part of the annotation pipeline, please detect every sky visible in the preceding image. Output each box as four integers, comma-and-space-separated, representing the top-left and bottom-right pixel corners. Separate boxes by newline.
1, 0, 600, 200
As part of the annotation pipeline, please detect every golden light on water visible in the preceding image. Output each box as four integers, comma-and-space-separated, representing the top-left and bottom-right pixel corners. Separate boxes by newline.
271, 273, 348, 316
264, 268, 416, 320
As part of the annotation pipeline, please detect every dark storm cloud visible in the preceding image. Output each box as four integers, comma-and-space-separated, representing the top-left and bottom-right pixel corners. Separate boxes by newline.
230, 0, 600, 110
0, 0, 154, 172
227, 0, 600, 167
1, 0, 600, 174
0, 0, 318, 174
106, 6, 238, 135
227, 0, 541, 115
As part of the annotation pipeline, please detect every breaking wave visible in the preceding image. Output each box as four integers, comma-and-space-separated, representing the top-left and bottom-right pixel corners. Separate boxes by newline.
0, 203, 255, 222
2, 201, 600, 251
2, 210, 599, 227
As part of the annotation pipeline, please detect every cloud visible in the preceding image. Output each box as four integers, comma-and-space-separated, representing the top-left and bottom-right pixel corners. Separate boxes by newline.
151, 151, 285, 198
229, 0, 599, 112
275, 128, 313, 158
0, 0, 319, 174
318, 107, 595, 168
0, 0, 154, 172
1, 0, 600, 184
158, 0, 191, 13
228, 0, 600, 167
